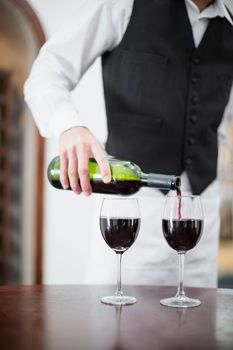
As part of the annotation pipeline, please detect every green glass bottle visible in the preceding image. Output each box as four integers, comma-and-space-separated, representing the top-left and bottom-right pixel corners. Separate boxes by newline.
47, 156, 181, 195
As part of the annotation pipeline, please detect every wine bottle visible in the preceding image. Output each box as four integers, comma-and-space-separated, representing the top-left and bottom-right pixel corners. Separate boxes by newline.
47, 156, 181, 195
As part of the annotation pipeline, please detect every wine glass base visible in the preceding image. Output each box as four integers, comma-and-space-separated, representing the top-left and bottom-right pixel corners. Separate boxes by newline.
101, 295, 137, 306
160, 295, 201, 308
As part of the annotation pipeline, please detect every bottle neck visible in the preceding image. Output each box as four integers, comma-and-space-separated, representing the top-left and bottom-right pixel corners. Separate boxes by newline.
139, 173, 149, 185
141, 172, 181, 191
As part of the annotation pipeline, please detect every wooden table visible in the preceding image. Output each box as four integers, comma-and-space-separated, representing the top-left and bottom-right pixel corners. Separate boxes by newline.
0, 285, 232, 350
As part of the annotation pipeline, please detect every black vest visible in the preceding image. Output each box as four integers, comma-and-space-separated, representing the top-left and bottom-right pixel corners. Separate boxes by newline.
102, 0, 233, 194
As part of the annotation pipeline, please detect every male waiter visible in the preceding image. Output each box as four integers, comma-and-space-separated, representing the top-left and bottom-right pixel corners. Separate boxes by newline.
24, 0, 233, 287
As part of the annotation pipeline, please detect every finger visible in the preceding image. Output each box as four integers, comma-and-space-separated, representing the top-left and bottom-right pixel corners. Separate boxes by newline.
91, 143, 111, 183
60, 152, 69, 189
68, 149, 81, 194
77, 147, 92, 196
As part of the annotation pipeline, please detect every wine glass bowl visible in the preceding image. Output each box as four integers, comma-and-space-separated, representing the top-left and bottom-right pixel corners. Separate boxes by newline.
160, 194, 204, 308
162, 218, 203, 252
100, 198, 140, 306
100, 216, 139, 254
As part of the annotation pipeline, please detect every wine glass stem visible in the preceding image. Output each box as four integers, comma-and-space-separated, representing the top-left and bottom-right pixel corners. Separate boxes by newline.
116, 253, 123, 297
177, 252, 186, 298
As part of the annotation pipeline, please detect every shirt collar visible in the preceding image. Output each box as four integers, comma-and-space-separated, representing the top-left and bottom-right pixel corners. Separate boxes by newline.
185, 0, 233, 25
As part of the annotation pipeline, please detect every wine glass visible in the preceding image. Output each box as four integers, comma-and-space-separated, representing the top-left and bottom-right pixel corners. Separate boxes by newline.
160, 194, 204, 308
99, 198, 140, 306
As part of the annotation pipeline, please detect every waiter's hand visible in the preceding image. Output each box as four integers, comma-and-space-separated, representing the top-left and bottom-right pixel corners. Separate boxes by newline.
58, 126, 111, 195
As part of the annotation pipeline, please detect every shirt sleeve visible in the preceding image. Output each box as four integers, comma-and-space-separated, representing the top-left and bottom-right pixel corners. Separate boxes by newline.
24, 0, 134, 138
218, 83, 233, 144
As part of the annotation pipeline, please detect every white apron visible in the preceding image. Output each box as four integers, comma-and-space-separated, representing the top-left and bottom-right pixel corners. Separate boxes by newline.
83, 173, 220, 288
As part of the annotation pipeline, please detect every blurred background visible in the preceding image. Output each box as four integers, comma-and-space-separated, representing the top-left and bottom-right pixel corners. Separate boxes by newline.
0, 0, 233, 287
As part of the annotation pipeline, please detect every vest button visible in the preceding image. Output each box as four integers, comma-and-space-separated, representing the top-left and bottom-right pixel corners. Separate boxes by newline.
185, 157, 192, 166
188, 137, 195, 145
192, 75, 199, 84
193, 57, 200, 65
190, 115, 198, 124
191, 96, 199, 104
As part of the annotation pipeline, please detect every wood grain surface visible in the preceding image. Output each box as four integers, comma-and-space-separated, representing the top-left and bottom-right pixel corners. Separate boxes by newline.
0, 285, 232, 350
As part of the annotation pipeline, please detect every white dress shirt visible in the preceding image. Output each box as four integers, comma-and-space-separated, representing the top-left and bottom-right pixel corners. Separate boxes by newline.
24, 0, 233, 140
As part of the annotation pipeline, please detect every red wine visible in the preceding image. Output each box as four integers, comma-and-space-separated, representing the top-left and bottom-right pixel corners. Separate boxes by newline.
162, 219, 203, 252
177, 188, 182, 221
100, 217, 140, 253
50, 179, 141, 195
